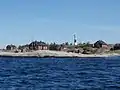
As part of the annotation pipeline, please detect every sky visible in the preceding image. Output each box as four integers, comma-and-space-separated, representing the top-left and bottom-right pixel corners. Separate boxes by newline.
0, 0, 120, 48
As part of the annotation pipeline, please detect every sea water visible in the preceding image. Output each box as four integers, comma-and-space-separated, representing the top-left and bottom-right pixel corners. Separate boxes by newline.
0, 57, 120, 90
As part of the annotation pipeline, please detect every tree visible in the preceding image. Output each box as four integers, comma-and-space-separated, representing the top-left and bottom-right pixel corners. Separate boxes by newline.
49, 43, 59, 50
65, 42, 69, 46
70, 43, 73, 46
18, 45, 22, 50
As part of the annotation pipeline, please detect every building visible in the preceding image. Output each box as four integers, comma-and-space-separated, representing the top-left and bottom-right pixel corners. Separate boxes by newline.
73, 34, 77, 46
113, 43, 120, 50
29, 41, 48, 50
94, 40, 108, 48
6, 44, 17, 51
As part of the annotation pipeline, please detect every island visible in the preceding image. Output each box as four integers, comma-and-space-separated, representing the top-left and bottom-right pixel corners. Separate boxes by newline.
0, 50, 119, 58
1, 40, 120, 58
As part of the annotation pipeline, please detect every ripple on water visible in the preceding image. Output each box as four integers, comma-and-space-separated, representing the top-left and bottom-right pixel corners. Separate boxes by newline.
0, 57, 119, 89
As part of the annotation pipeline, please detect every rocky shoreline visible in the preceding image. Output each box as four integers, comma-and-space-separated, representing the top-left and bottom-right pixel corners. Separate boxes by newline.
0, 50, 119, 58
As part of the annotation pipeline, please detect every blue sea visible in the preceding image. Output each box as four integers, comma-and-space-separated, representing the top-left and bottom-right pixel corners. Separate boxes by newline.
0, 57, 120, 90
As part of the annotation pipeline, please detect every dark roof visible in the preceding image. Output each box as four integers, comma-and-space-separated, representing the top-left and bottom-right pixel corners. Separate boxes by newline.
6, 44, 16, 48
114, 43, 120, 47
94, 40, 107, 45
29, 41, 47, 46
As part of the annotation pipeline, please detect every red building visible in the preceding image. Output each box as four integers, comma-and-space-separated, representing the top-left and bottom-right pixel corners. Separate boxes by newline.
29, 41, 48, 50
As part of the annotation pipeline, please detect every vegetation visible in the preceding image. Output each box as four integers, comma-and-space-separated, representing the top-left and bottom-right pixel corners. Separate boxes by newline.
106, 50, 120, 54
4, 40, 120, 55
49, 43, 59, 51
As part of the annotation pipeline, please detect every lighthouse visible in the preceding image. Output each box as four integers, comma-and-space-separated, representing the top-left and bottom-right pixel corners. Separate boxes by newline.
73, 34, 77, 46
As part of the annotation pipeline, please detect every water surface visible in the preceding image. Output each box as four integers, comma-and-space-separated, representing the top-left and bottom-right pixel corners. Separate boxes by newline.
0, 57, 120, 90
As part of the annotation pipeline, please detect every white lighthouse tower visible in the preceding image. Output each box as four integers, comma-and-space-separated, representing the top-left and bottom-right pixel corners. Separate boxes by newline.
73, 34, 77, 46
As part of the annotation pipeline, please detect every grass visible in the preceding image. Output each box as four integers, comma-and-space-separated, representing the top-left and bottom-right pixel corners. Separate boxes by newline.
105, 50, 120, 54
